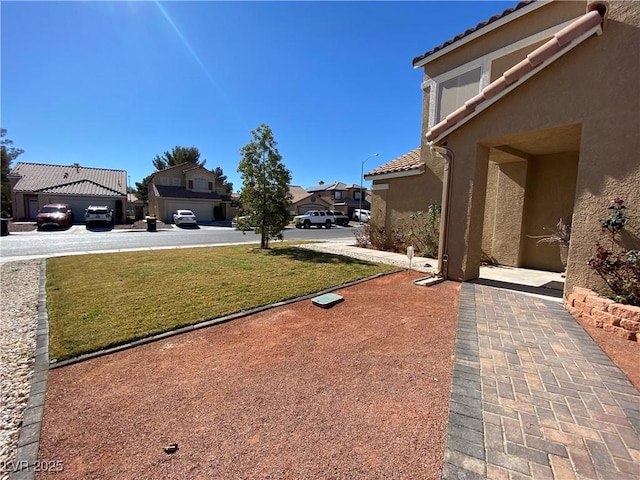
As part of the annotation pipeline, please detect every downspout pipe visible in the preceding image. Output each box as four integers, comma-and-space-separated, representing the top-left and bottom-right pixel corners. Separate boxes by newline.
429, 143, 454, 279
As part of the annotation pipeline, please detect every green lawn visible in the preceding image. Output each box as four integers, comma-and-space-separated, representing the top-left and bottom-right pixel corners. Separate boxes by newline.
46, 244, 396, 361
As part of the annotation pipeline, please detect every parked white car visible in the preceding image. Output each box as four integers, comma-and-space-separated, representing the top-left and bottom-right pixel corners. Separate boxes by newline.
353, 209, 371, 222
172, 209, 197, 226
85, 205, 114, 228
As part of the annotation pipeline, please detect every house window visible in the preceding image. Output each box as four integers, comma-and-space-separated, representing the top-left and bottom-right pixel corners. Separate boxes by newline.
354, 191, 362, 201
194, 177, 208, 190
436, 66, 482, 122
332, 191, 342, 200
160, 177, 169, 185
172, 178, 181, 186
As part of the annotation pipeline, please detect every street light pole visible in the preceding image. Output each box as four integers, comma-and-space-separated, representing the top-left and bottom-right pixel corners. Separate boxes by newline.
360, 153, 378, 223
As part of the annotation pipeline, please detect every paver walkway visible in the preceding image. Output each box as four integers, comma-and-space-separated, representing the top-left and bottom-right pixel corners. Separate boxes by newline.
443, 283, 640, 479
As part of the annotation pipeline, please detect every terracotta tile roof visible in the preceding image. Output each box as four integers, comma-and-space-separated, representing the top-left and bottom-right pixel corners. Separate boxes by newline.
365, 148, 422, 177
412, 1, 535, 67
426, 7, 605, 144
153, 185, 231, 202
9, 162, 126, 196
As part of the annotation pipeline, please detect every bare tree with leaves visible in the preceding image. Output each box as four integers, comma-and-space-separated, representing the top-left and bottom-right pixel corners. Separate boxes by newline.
238, 124, 292, 249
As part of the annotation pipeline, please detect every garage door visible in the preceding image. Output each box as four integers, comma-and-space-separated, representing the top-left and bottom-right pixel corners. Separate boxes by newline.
46, 197, 116, 224
166, 202, 214, 223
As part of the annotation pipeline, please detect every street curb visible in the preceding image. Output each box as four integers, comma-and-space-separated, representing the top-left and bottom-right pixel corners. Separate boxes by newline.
49, 268, 401, 369
11, 260, 49, 480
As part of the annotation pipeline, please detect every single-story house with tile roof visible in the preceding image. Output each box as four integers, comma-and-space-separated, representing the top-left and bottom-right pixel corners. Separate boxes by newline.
147, 162, 233, 223
289, 186, 332, 215
365, 0, 639, 297
8, 162, 128, 223
306, 182, 370, 217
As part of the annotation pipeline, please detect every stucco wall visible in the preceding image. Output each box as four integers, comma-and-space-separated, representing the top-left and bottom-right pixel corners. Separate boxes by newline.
521, 151, 579, 272
371, 148, 445, 242
489, 159, 529, 267
371, 172, 440, 240
432, 1, 640, 291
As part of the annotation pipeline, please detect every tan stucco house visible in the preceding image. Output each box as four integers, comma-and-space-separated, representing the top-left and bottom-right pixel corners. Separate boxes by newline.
8, 162, 128, 223
289, 185, 332, 215
148, 162, 233, 223
366, 0, 639, 296
306, 182, 369, 217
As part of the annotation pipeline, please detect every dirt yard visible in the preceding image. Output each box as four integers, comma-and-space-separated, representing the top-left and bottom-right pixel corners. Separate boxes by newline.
37, 271, 460, 479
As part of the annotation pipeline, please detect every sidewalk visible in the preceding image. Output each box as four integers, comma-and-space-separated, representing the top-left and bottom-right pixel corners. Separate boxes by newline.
297, 239, 437, 273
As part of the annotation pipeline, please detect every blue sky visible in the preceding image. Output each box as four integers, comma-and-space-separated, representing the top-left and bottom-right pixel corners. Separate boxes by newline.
2, 1, 509, 192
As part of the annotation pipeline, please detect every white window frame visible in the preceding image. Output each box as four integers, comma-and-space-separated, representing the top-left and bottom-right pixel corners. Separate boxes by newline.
435, 65, 484, 123
160, 177, 169, 186
194, 177, 208, 190
172, 177, 181, 186
424, 18, 575, 129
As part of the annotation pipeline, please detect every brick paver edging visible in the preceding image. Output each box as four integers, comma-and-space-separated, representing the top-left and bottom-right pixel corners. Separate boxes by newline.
442, 282, 487, 479
11, 260, 49, 480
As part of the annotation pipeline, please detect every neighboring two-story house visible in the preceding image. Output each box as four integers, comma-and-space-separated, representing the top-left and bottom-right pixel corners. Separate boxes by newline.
147, 162, 233, 223
306, 182, 370, 218
366, 0, 639, 296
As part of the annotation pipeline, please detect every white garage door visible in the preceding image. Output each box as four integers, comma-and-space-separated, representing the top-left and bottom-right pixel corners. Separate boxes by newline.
166, 202, 214, 223
46, 197, 116, 224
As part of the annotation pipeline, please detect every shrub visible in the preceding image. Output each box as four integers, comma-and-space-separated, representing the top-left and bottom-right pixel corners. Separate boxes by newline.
406, 204, 441, 258
369, 222, 387, 250
587, 197, 640, 306
353, 224, 369, 248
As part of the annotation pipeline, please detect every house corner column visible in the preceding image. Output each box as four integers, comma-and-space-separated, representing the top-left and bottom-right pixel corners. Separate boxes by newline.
445, 143, 490, 281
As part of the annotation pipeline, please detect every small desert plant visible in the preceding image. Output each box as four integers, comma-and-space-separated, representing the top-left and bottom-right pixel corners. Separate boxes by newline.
587, 197, 639, 306
530, 217, 572, 247
353, 224, 369, 248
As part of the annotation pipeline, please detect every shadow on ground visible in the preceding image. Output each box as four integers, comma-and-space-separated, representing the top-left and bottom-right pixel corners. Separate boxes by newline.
266, 246, 379, 266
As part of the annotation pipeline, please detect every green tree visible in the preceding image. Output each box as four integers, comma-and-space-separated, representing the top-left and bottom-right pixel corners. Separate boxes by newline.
152, 145, 205, 171
211, 166, 233, 195
134, 174, 153, 203
238, 124, 292, 249
1, 129, 24, 216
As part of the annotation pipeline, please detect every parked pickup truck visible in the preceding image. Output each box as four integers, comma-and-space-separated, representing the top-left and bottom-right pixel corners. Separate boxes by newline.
294, 210, 338, 229
328, 210, 350, 226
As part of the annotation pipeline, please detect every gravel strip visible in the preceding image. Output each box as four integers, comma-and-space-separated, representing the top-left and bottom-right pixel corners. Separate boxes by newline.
0, 260, 41, 480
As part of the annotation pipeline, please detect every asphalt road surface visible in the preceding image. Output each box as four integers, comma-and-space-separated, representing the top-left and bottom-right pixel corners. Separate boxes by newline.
0, 224, 358, 264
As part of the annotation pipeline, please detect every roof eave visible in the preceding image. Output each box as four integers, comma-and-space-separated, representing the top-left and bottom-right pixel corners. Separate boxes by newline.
413, 0, 549, 69
365, 166, 425, 181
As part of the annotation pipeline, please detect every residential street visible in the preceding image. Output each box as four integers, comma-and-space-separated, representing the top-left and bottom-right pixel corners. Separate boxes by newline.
0, 224, 357, 264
